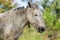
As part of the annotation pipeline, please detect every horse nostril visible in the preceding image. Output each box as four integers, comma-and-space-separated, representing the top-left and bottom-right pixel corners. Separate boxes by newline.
38, 27, 45, 33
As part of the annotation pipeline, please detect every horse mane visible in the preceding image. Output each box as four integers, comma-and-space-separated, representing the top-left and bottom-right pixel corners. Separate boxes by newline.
0, 2, 39, 17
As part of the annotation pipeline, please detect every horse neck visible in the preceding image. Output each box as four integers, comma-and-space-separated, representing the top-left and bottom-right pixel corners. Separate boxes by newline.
15, 8, 28, 28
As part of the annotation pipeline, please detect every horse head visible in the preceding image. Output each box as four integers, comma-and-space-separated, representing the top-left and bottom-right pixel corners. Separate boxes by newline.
26, 2, 46, 33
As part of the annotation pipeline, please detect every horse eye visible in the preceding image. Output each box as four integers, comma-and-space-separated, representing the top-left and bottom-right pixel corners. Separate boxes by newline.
35, 14, 37, 16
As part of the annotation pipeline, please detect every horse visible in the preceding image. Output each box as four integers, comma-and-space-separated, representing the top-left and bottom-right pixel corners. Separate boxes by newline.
0, 2, 46, 40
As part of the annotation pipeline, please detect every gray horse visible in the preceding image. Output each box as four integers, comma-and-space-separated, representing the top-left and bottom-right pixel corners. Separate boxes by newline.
0, 3, 46, 40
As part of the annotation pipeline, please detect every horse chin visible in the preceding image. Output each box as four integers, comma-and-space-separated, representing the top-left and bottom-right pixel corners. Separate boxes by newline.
37, 30, 44, 33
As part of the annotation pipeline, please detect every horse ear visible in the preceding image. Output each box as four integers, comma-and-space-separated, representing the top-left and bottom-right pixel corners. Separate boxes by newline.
28, 2, 38, 9
31, 3, 38, 9
28, 2, 31, 8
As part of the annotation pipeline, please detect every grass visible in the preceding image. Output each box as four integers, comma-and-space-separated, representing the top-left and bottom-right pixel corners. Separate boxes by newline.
18, 25, 60, 40
18, 25, 49, 40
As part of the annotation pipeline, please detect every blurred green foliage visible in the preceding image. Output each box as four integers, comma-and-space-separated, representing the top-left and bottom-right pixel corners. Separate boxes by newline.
0, 0, 12, 13
42, 0, 60, 30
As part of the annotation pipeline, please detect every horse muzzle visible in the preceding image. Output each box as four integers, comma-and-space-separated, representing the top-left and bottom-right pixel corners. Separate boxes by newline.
37, 27, 46, 33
